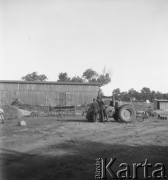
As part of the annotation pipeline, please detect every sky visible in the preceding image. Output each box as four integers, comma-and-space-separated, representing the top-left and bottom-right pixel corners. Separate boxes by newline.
0, 0, 168, 95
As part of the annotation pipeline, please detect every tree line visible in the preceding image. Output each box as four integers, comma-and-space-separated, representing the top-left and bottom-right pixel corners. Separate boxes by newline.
21, 68, 112, 87
113, 88, 168, 102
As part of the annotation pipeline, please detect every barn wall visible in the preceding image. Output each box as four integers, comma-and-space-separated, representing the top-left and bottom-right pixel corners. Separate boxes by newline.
159, 102, 168, 110
0, 82, 99, 106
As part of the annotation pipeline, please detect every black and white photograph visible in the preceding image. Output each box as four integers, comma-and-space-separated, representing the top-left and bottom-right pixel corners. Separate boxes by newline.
0, 0, 168, 179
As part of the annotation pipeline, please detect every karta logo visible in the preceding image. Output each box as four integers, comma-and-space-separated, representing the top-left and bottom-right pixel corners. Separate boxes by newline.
95, 158, 167, 179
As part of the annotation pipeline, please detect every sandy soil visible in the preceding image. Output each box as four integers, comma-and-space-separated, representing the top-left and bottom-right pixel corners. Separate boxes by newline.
0, 115, 168, 180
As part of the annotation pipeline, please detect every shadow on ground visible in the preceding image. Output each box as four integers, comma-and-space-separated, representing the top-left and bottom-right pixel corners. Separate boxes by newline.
1, 140, 168, 180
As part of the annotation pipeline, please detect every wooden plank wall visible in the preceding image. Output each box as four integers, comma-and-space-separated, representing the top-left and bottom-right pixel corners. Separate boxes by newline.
159, 102, 168, 110
0, 82, 99, 106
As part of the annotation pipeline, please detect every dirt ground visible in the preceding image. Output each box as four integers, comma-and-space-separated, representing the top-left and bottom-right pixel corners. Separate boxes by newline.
0, 115, 168, 180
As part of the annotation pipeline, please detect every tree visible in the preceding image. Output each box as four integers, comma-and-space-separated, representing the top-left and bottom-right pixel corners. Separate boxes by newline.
155, 91, 164, 100
163, 93, 168, 100
151, 91, 156, 101
21, 72, 47, 81
97, 74, 111, 87
82, 69, 98, 82
141, 87, 151, 101
113, 88, 121, 95
113, 88, 121, 100
120, 91, 130, 102
71, 76, 84, 82
57, 72, 71, 82
128, 88, 141, 101
82, 67, 112, 87
96, 67, 112, 87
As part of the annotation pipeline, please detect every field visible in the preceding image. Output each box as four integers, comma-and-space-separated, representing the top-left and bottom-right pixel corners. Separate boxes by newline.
0, 114, 168, 180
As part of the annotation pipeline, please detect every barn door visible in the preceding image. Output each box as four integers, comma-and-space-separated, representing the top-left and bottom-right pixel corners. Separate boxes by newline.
59, 92, 66, 106
66, 93, 72, 105
45, 92, 59, 106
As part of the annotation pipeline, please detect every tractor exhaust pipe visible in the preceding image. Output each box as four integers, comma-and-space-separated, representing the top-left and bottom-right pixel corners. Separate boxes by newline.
112, 91, 115, 107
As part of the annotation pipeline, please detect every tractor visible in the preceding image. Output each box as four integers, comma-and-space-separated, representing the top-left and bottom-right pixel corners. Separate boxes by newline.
86, 91, 136, 123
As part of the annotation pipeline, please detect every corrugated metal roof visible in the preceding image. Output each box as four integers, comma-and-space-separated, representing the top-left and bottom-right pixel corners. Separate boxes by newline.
154, 99, 168, 102
0, 80, 100, 86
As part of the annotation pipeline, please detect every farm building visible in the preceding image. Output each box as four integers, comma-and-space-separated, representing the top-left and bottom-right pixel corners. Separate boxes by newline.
102, 95, 112, 101
153, 100, 168, 110
0, 80, 100, 106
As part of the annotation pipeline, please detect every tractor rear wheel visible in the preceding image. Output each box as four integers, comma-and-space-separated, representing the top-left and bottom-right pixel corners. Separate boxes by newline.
118, 104, 136, 123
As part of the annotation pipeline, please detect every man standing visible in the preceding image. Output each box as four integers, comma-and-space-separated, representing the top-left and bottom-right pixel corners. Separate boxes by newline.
97, 97, 109, 122
82, 102, 87, 116
0, 108, 4, 123
91, 99, 99, 122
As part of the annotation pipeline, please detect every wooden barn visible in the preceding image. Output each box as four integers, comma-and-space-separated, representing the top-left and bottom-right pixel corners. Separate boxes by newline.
0, 80, 100, 106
